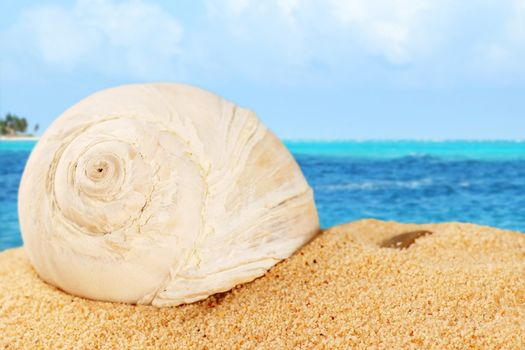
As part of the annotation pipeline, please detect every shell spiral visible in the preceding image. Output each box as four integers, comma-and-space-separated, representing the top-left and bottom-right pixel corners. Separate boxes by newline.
18, 84, 319, 306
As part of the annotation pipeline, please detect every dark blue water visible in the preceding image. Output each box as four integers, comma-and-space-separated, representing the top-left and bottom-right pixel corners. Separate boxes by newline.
296, 154, 525, 229
1, 140, 525, 251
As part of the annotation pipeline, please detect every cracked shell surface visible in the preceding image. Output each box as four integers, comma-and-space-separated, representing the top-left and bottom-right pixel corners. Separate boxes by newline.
18, 83, 319, 306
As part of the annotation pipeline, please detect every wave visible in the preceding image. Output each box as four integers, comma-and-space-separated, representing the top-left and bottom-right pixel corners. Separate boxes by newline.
321, 178, 435, 191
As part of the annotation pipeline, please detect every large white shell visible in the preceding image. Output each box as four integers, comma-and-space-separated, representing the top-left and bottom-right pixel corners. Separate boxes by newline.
18, 83, 319, 306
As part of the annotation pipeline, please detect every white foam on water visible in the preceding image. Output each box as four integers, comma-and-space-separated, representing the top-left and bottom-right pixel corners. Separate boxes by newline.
322, 178, 435, 191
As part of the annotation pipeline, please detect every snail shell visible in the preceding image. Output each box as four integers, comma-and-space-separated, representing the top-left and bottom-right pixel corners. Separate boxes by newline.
18, 83, 319, 306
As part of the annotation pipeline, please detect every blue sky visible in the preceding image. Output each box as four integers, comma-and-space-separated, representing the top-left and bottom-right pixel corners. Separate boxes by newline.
1, 0, 524, 139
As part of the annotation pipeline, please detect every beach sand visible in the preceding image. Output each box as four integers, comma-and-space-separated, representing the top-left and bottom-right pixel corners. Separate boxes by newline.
0, 136, 39, 141
1, 219, 524, 349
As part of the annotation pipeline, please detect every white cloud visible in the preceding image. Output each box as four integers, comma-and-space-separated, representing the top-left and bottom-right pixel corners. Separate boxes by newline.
8, 0, 182, 77
277, 0, 300, 17
507, 0, 525, 42
471, 0, 525, 81
329, 0, 441, 64
198, 0, 525, 85
3, 0, 524, 86
206, 0, 448, 65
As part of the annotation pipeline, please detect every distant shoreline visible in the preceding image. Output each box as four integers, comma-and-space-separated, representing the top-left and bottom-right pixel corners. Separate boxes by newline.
0, 136, 39, 141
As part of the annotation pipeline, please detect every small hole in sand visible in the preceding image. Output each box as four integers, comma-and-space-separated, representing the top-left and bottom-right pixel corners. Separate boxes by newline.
379, 230, 433, 249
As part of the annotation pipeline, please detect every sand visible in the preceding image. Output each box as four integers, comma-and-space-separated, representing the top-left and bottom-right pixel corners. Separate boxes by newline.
1, 219, 524, 349
0, 136, 39, 141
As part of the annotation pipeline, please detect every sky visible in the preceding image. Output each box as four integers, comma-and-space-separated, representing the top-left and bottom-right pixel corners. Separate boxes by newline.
1, 0, 524, 140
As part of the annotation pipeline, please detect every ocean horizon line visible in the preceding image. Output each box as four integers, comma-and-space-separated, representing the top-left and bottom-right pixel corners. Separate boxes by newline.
283, 138, 525, 143
2, 137, 525, 143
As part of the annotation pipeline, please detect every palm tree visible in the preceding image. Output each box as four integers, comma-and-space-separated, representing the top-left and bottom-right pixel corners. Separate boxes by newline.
16, 117, 28, 133
1, 113, 28, 135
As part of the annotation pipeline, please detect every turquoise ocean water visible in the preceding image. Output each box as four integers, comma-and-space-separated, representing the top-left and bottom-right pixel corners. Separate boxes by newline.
1, 140, 525, 251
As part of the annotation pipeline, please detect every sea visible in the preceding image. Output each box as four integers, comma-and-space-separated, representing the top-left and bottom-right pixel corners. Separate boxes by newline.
1, 140, 525, 252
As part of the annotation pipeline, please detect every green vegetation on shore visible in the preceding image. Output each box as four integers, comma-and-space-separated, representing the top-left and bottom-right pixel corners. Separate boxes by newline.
0, 113, 38, 137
